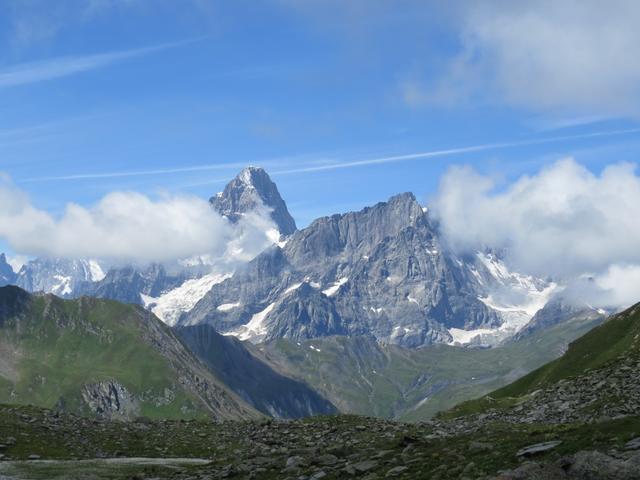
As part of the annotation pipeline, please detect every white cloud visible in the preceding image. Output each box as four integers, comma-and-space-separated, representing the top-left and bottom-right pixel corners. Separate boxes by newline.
432, 158, 640, 307
0, 177, 277, 263
594, 264, 640, 307
419, 1, 640, 115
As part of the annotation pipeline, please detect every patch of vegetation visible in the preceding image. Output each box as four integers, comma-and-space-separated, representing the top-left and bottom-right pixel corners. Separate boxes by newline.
1, 403, 639, 479
263, 313, 604, 420
493, 305, 640, 399
0, 293, 209, 419
444, 303, 640, 419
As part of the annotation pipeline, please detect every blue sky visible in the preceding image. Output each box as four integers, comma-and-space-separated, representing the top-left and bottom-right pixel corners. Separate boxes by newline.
2, 0, 640, 258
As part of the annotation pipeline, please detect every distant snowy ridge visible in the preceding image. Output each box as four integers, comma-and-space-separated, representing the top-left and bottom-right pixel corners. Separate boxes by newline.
447, 252, 559, 346
15, 258, 107, 297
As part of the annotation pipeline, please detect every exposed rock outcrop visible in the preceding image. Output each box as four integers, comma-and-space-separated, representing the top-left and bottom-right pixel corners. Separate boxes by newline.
81, 380, 140, 420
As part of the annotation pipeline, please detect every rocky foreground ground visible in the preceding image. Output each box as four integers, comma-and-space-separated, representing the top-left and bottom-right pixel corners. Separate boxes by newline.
1, 401, 640, 479
2, 344, 640, 479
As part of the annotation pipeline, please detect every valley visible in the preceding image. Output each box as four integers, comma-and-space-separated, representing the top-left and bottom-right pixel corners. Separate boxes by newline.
1, 300, 639, 478
258, 308, 604, 420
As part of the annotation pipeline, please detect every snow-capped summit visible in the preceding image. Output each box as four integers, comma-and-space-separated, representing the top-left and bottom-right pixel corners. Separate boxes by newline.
15, 258, 105, 297
446, 251, 558, 347
210, 166, 297, 236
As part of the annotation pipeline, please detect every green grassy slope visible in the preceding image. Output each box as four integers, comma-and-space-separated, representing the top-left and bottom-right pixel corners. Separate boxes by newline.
259, 311, 604, 420
176, 324, 337, 418
0, 286, 256, 420
443, 302, 640, 418
489, 302, 640, 399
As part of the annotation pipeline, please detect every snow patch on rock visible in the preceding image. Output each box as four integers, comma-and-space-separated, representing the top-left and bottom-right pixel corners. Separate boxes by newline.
225, 302, 276, 342
52, 275, 72, 295
449, 252, 559, 347
142, 272, 232, 326
217, 302, 240, 312
322, 277, 348, 297
88, 260, 106, 282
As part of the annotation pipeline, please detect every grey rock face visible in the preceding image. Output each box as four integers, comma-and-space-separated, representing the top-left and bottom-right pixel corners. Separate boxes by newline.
176, 323, 337, 418
0, 254, 15, 287
79, 263, 186, 305
263, 283, 350, 341
211, 166, 297, 236
181, 192, 502, 346
81, 380, 140, 420
515, 296, 606, 340
495, 451, 640, 479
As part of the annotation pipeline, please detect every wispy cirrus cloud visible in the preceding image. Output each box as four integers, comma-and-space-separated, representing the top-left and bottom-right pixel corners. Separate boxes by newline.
0, 38, 199, 89
270, 128, 640, 176
21, 161, 249, 183
19, 127, 640, 185
3, 0, 163, 49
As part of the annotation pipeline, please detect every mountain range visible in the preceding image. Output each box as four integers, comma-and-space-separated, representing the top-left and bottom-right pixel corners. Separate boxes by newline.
10, 167, 564, 346
0, 166, 612, 422
180, 189, 561, 348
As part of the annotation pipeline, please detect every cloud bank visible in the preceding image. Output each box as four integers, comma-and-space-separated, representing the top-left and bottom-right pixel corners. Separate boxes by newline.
0, 177, 277, 263
433, 158, 640, 307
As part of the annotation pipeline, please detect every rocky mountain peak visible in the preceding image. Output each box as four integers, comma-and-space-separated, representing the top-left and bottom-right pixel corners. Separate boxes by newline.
380, 191, 426, 224
210, 166, 297, 236
237, 166, 266, 187
0, 253, 16, 287
387, 191, 418, 205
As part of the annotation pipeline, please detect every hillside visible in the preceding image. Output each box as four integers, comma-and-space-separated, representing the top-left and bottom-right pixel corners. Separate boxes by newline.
257, 308, 605, 420
0, 292, 637, 478
0, 286, 258, 421
175, 324, 337, 418
494, 302, 640, 398
445, 301, 640, 421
